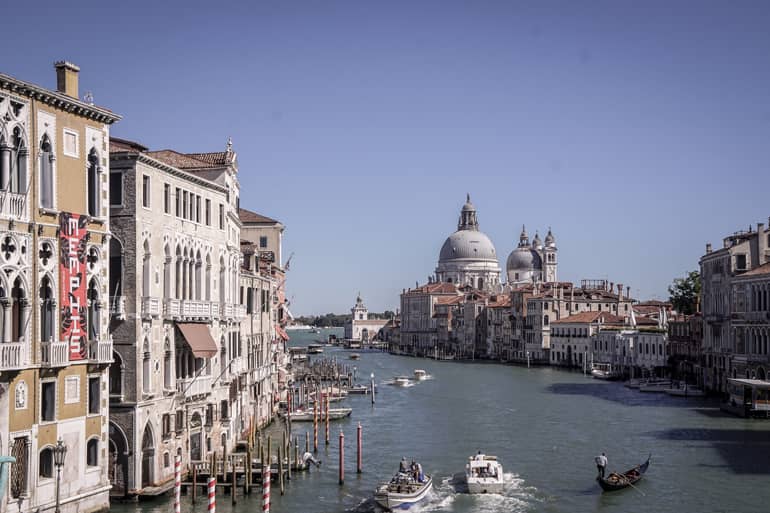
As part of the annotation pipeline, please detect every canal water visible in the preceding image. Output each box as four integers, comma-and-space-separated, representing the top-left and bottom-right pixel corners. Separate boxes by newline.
115, 329, 770, 513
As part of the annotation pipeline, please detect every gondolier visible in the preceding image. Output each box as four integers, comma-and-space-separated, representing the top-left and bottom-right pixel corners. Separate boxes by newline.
595, 452, 608, 479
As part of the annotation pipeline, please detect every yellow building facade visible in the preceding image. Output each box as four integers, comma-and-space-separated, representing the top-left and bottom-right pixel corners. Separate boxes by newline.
0, 62, 120, 513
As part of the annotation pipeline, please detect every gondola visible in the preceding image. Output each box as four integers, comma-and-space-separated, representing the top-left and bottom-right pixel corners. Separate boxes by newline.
597, 455, 651, 492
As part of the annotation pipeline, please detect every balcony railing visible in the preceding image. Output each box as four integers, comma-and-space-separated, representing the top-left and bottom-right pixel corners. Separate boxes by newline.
181, 300, 211, 318
235, 305, 246, 319
0, 341, 26, 371
221, 303, 235, 319
142, 297, 162, 318
0, 191, 27, 220
164, 298, 181, 318
176, 375, 212, 399
88, 338, 113, 364
40, 339, 68, 367
211, 302, 220, 320
110, 296, 126, 320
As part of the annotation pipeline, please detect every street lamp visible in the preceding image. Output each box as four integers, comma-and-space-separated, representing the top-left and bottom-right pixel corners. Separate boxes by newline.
53, 439, 67, 513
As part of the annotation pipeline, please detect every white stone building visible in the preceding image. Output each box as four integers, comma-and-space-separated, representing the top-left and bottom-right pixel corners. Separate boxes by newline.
506, 226, 558, 285
550, 312, 625, 369
344, 294, 387, 342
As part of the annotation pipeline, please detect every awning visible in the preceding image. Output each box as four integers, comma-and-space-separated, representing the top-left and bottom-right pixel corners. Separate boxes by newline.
729, 378, 770, 390
275, 325, 290, 342
177, 323, 218, 358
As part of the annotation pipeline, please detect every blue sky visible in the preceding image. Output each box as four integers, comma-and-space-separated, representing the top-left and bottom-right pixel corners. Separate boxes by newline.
3, 1, 770, 315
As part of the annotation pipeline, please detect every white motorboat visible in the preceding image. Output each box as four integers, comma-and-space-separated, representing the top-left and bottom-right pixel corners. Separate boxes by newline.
465, 453, 504, 494
391, 376, 411, 387
374, 471, 432, 510
280, 407, 352, 422
414, 369, 428, 381
624, 379, 642, 389
349, 353, 361, 360
665, 384, 706, 397
591, 363, 621, 380
307, 344, 324, 354
639, 380, 672, 393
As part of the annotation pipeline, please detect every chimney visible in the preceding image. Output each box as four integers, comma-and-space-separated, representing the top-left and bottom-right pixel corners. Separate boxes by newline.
759, 222, 767, 265
626, 286, 630, 298
617, 283, 623, 299
706, 243, 712, 254
54, 61, 80, 98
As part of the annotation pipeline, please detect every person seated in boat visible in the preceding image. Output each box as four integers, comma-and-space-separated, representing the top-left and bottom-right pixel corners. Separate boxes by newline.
475, 450, 484, 461
399, 457, 409, 473
416, 462, 424, 483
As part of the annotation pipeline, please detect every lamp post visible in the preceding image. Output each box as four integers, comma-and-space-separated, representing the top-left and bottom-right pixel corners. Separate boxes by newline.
53, 439, 67, 513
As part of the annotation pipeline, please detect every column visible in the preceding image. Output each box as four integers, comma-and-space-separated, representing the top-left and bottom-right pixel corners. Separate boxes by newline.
3, 301, 11, 343
0, 146, 10, 190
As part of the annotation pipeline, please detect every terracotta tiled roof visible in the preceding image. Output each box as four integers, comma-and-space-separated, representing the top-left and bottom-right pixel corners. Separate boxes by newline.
488, 296, 511, 308
740, 262, 770, 277
435, 296, 464, 305
146, 149, 217, 169
635, 315, 659, 326
109, 136, 148, 153
552, 311, 626, 325
238, 208, 279, 224
186, 152, 232, 166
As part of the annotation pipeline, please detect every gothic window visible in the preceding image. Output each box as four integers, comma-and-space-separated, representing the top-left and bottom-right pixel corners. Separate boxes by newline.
11, 277, 25, 342
109, 352, 123, 398
163, 339, 172, 390
142, 241, 151, 297
163, 245, 171, 298
39, 276, 54, 343
219, 257, 226, 305
142, 339, 151, 393
87, 148, 100, 217
5, 126, 28, 194
87, 278, 99, 342
88, 376, 100, 415
110, 238, 124, 297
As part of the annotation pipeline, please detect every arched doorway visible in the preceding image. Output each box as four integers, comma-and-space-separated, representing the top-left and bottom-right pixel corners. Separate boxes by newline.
109, 421, 130, 497
757, 367, 767, 381
141, 424, 155, 488
361, 328, 369, 343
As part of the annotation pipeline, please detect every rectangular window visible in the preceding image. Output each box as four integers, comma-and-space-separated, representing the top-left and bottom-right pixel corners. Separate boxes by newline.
205, 403, 214, 426
220, 400, 229, 420
205, 199, 211, 225
219, 204, 224, 230
164, 183, 170, 214
259, 236, 268, 248
182, 191, 188, 219
175, 187, 181, 216
88, 376, 100, 415
162, 414, 171, 439
736, 254, 747, 271
110, 173, 123, 206
175, 410, 184, 433
196, 195, 201, 223
63, 128, 79, 157
142, 175, 150, 208
41, 381, 55, 422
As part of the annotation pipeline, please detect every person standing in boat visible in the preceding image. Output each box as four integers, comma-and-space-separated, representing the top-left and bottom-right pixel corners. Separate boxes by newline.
595, 452, 608, 479
416, 462, 424, 483
399, 457, 409, 473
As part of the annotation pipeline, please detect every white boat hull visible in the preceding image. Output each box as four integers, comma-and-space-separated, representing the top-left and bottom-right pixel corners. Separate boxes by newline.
375, 476, 432, 510
281, 408, 352, 422
639, 383, 671, 393
465, 455, 504, 495
466, 476, 504, 494
665, 386, 705, 397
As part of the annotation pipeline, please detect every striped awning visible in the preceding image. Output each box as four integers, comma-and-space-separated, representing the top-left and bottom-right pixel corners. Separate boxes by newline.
177, 323, 218, 358
275, 324, 290, 342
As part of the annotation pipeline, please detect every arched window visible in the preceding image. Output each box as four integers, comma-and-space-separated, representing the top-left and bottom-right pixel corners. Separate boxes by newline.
39, 134, 54, 208
87, 148, 100, 217
142, 339, 151, 393
39, 276, 54, 342
163, 339, 172, 390
87, 278, 99, 342
175, 246, 182, 299
163, 245, 171, 298
9, 127, 27, 194
219, 257, 226, 305
109, 351, 123, 398
39, 447, 54, 478
195, 251, 202, 301
205, 254, 211, 301
109, 238, 124, 298
87, 438, 99, 466
543, 315, 549, 326
11, 277, 25, 342
142, 241, 151, 297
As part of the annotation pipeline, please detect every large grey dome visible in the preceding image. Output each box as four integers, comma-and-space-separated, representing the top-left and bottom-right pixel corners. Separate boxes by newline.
506, 246, 542, 272
439, 230, 498, 262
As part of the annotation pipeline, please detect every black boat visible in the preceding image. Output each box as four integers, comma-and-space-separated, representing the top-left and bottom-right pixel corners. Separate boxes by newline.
597, 455, 651, 492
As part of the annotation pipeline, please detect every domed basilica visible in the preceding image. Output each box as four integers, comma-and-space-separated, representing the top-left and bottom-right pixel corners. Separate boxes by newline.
434, 196, 557, 291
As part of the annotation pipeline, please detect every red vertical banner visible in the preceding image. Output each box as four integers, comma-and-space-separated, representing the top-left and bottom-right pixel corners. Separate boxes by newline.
60, 212, 89, 361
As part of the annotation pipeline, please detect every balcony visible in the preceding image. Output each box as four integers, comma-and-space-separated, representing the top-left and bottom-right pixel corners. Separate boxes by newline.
181, 300, 211, 319
0, 341, 26, 371
176, 375, 212, 400
210, 301, 220, 320
142, 297, 162, 319
163, 299, 217, 321
40, 340, 68, 367
0, 191, 27, 220
164, 298, 181, 318
88, 338, 113, 364
110, 296, 126, 320
235, 305, 246, 319
221, 303, 235, 319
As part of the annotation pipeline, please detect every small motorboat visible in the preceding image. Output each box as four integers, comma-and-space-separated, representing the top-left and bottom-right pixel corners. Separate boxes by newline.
280, 407, 352, 422
597, 455, 651, 492
414, 369, 428, 381
465, 453, 504, 494
391, 376, 411, 387
349, 353, 361, 360
664, 383, 705, 397
639, 380, 672, 393
624, 379, 642, 389
348, 384, 374, 395
591, 363, 621, 380
307, 344, 324, 354
374, 469, 432, 510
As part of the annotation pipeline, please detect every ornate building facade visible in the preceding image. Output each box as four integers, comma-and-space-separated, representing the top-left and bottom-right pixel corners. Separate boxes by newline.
0, 63, 120, 513
344, 294, 387, 342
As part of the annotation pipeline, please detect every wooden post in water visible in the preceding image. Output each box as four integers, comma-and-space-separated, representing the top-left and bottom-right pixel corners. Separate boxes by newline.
230, 455, 236, 505
278, 445, 285, 495
212, 452, 218, 484
246, 449, 252, 495
294, 437, 299, 472
192, 462, 198, 503
338, 430, 345, 485
313, 400, 318, 453
261, 448, 270, 513
325, 393, 330, 445
284, 430, 291, 481
305, 431, 310, 454
357, 422, 362, 474
267, 436, 272, 467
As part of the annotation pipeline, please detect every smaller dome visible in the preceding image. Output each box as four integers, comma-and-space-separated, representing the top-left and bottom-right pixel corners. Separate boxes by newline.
532, 231, 542, 250
506, 246, 542, 272
461, 193, 475, 212
544, 227, 556, 247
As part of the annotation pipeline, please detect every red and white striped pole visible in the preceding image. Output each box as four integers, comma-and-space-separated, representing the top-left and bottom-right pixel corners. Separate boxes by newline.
313, 399, 318, 453
207, 477, 216, 513
173, 456, 181, 513
356, 422, 362, 474
262, 456, 271, 513
325, 395, 330, 445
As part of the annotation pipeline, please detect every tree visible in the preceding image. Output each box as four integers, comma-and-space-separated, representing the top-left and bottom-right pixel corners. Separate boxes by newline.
668, 271, 701, 315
